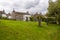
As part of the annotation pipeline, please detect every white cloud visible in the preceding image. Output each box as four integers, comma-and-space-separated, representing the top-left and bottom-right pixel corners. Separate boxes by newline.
0, 0, 49, 14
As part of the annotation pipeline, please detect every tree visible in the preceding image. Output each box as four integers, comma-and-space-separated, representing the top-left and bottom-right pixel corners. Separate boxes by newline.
30, 16, 34, 21
37, 13, 42, 27
47, 0, 60, 24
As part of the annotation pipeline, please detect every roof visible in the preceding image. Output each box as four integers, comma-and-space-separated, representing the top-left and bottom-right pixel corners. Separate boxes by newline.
14, 12, 30, 15
0, 11, 5, 14
6, 13, 11, 16
33, 13, 40, 17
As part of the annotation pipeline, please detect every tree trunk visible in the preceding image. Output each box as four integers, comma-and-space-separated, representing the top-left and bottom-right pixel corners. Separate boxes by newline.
38, 18, 42, 27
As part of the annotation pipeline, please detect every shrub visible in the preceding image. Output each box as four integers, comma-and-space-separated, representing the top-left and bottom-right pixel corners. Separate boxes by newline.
1, 17, 8, 20
30, 17, 34, 21
45, 17, 56, 24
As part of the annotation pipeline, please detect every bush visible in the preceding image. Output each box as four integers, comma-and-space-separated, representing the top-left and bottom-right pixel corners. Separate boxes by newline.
45, 17, 56, 24
30, 17, 34, 21
1, 17, 8, 20
58, 17, 60, 24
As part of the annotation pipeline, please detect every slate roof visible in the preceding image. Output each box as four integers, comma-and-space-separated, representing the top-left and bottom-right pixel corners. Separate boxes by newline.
14, 12, 30, 15
0, 11, 6, 14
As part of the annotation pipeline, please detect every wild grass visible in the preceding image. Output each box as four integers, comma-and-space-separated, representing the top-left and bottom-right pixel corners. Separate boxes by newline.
0, 20, 60, 40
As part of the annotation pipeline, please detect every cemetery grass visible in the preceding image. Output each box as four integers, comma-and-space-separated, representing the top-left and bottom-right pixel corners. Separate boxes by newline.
0, 20, 60, 40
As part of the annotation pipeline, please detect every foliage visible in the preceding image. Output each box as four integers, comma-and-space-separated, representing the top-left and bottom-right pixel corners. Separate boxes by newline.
1, 17, 8, 20
30, 17, 34, 21
48, 17, 56, 24
0, 16, 7, 19
47, 0, 60, 24
0, 16, 2, 19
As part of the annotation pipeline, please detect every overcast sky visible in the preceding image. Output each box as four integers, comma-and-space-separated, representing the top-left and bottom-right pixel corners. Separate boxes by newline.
0, 0, 55, 14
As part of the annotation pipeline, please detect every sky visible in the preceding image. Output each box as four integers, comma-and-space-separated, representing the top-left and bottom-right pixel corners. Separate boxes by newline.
0, 0, 50, 14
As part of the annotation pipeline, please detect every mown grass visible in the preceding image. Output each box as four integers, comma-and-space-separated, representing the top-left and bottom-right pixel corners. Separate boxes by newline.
0, 20, 60, 40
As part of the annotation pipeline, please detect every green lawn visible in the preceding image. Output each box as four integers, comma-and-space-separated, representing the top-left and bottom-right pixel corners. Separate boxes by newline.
0, 20, 60, 40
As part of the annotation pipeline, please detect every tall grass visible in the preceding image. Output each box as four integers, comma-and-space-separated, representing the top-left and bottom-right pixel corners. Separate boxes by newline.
0, 20, 60, 40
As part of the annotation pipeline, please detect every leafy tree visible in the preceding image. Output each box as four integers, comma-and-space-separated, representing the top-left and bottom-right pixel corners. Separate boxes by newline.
37, 13, 42, 27
30, 17, 34, 21
47, 0, 60, 24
